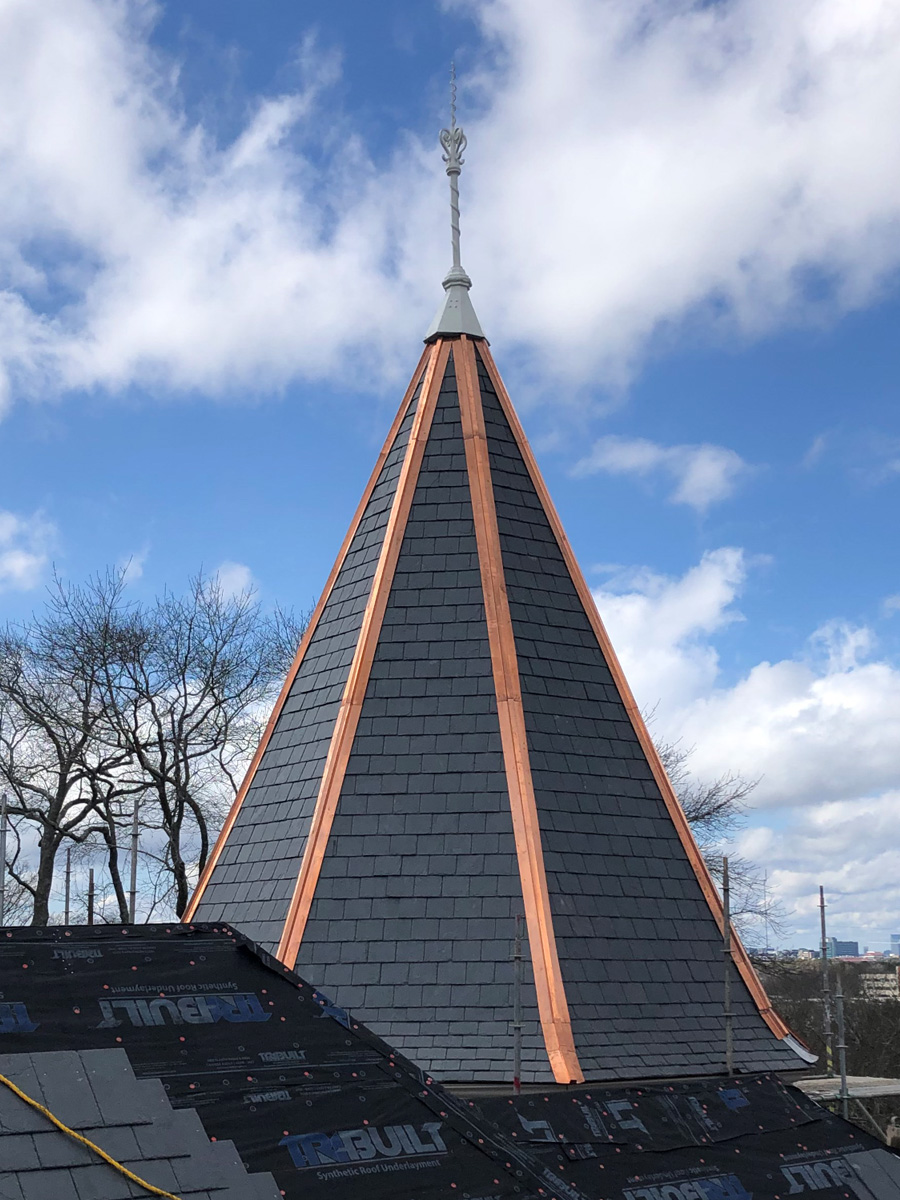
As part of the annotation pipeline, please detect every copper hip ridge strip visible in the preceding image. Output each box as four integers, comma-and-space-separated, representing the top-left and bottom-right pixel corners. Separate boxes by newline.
455, 336, 584, 1086
183, 345, 431, 923
476, 342, 791, 1045
276, 340, 451, 968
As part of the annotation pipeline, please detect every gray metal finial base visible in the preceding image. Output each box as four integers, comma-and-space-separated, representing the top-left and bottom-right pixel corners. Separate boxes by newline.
424, 269, 485, 341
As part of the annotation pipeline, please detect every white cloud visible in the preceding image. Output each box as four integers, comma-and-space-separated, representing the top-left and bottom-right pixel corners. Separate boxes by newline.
0, 0, 899, 404
738, 795, 900, 946
802, 432, 829, 468
598, 553, 900, 809
465, 0, 900, 379
0, 509, 54, 590
574, 435, 749, 510
857, 432, 900, 484
882, 593, 900, 617
595, 549, 900, 943
0, 0, 440, 406
678, 628, 900, 811
594, 547, 748, 711
118, 547, 149, 583
213, 561, 255, 598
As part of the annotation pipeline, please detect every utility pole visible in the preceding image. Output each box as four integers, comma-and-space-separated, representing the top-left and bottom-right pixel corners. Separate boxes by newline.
87, 868, 95, 927
819, 885, 834, 1076
512, 913, 524, 1095
128, 796, 139, 924
763, 870, 771, 955
0, 791, 8, 926
835, 975, 849, 1120
723, 857, 734, 1075
64, 848, 71, 925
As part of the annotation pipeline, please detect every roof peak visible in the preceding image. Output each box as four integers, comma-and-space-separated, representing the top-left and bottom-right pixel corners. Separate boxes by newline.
425, 64, 484, 342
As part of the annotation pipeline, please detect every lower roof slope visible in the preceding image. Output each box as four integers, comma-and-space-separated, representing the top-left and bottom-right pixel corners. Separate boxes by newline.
187, 335, 810, 1086
0, 923, 581, 1200
0, 924, 886, 1200
479, 1072, 900, 1200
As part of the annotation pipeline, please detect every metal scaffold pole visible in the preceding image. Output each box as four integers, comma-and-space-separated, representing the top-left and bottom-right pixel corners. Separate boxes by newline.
512, 913, 523, 1095
835, 975, 849, 1121
0, 791, 8, 926
128, 796, 140, 924
819, 885, 834, 1076
723, 856, 734, 1075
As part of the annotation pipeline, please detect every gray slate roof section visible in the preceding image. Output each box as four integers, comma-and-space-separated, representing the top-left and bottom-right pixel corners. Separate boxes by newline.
475, 346, 804, 1080
846, 1148, 900, 1199
0, 1048, 280, 1200
194, 379, 424, 951
295, 353, 552, 1083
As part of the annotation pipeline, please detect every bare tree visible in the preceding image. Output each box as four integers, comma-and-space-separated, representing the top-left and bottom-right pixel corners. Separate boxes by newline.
99, 576, 301, 917
0, 585, 139, 925
656, 734, 787, 940
0, 859, 37, 925
0, 570, 305, 925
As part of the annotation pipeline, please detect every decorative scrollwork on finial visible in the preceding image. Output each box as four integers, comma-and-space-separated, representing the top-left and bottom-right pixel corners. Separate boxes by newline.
440, 125, 467, 175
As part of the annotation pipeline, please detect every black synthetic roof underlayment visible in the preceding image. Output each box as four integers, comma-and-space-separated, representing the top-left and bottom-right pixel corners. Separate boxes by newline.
478, 1075, 900, 1200
0, 923, 575, 1200
187, 336, 807, 1085
1, 924, 896, 1200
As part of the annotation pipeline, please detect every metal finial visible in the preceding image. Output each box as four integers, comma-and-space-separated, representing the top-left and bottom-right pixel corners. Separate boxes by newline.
424, 62, 484, 341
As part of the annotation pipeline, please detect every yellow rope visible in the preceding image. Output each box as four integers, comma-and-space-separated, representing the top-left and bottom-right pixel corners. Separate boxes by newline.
0, 1071, 182, 1200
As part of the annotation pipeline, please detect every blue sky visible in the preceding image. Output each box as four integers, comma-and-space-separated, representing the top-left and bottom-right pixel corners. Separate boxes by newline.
1, 0, 899, 948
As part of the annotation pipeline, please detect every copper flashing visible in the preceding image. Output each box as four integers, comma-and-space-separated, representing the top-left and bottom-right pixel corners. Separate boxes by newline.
455, 336, 584, 1086
276, 340, 451, 968
184, 346, 431, 924
477, 343, 790, 1042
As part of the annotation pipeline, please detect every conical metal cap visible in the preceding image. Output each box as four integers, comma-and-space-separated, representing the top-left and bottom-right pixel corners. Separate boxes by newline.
424, 266, 484, 341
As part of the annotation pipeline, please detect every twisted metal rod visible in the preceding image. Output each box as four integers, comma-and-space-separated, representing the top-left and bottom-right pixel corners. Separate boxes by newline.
440, 63, 467, 275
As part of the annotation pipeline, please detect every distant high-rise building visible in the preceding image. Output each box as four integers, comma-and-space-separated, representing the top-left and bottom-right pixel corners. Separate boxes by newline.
827, 938, 859, 958
890, 933, 900, 957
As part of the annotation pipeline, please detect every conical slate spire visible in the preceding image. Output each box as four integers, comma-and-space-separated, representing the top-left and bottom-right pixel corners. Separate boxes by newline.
186, 335, 811, 1085
425, 66, 484, 342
